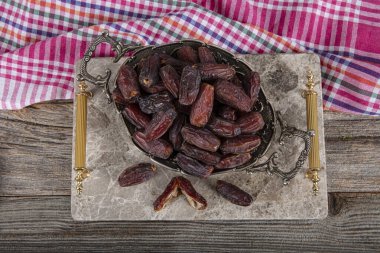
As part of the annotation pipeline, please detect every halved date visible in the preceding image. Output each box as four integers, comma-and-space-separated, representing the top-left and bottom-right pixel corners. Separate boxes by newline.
139, 53, 160, 87
178, 176, 207, 210
180, 142, 221, 165
159, 65, 180, 98
153, 176, 207, 211
207, 116, 241, 138
237, 111, 265, 134
215, 153, 251, 169
214, 79, 252, 112
117, 64, 140, 102
199, 64, 235, 81
244, 71, 260, 106
118, 163, 156, 187
190, 83, 214, 127
216, 180, 254, 206
176, 46, 199, 64
143, 107, 177, 141
132, 131, 173, 159
198, 46, 216, 64
169, 115, 185, 150
122, 103, 151, 129
111, 87, 127, 106
217, 105, 237, 121
138, 91, 173, 114
179, 65, 201, 105
176, 153, 214, 178
181, 125, 221, 152
220, 135, 261, 154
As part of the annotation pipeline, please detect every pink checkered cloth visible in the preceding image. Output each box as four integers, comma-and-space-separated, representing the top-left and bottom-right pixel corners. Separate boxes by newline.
1, 0, 379, 115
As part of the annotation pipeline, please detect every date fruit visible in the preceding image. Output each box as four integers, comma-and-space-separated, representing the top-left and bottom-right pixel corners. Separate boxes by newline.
141, 81, 167, 94
169, 115, 185, 150
207, 116, 241, 138
215, 153, 251, 169
244, 71, 260, 106
237, 111, 265, 134
217, 105, 237, 121
198, 46, 216, 64
220, 135, 261, 154
181, 125, 221, 152
216, 180, 253, 206
176, 45, 199, 64
176, 153, 214, 178
159, 53, 188, 72
178, 176, 207, 210
153, 176, 207, 211
122, 103, 151, 129
144, 107, 177, 141
133, 131, 173, 159
138, 91, 173, 114
190, 83, 214, 127
139, 53, 160, 87
180, 142, 221, 165
199, 64, 235, 81
118, 163, 156, 187
179, 65, 201, 105
111, 87, 127, 106
159, 65, 180, 98
214, 79, 252, 112
117, 64, 140, 102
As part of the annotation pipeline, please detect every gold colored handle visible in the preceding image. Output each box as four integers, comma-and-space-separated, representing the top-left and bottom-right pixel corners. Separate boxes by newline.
74, 81, 92, 195
303, 71, 321, 195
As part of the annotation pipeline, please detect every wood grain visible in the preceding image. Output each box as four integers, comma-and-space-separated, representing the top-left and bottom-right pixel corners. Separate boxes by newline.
0, 102, 379, 196
0, 193, 379, 252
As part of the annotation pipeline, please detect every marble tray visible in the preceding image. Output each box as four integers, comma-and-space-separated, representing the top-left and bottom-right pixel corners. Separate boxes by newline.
71, 53, 328, 220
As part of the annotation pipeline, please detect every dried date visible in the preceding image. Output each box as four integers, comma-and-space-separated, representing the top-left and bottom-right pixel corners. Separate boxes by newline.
215, 153, 251, 169
198, 46, 216, 64
190, 83, 214, 127
159, 65, 180, 98
237, 111, 265, 134
244, 71, 260, 106
178, 176, 207, 210
122, 103, 151, 129
153, 177, 181, 211
169, 115, 185, 150
207, 116, 241, 138
220, 135, 261, 154
111, 87, 127, 106
141, 81, 167, 94
181, 125, 221, 152
138, 91, 173, 114
117, 64, 140, 102
139, 53, 160, 87
143, 107, 177, 141
216, 180, 253, 206
118, 163, 156, 187
159, 53, 188, 72
132, 131, 173, 159
199, 64, 235, 81
176, 153, 214, 178
214, 79, 252, 112
180, 142, 221, 165
179, 65, 201, 105
176, 45, 199, 64
217, 105, 237, 121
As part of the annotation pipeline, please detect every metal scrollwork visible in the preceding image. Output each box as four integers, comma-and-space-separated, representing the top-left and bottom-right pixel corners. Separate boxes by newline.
77, 30, 143, 102
245, 112, 312, 184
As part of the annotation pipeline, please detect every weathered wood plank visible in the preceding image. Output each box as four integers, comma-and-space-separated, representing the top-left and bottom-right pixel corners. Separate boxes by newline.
0, 102, 379, 195
0, 193, 379, 252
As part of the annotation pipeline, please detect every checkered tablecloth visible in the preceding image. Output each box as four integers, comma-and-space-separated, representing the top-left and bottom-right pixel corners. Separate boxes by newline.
1, 0, 379, 115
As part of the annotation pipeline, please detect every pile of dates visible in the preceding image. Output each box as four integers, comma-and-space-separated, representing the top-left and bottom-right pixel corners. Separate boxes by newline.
112, 45, 265, 177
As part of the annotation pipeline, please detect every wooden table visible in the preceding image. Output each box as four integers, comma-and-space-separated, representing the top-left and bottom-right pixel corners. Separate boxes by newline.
1, 100, 379, 252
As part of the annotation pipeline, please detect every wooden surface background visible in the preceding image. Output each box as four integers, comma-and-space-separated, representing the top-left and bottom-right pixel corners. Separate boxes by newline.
1, 100, 379, 252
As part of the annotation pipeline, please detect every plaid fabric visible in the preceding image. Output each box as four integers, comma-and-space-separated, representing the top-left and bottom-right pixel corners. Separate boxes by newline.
0, 0, 379, 115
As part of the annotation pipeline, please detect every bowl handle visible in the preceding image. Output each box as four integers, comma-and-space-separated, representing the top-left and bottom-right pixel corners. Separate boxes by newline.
245, 112, 313, 185
76, 30, 143, 101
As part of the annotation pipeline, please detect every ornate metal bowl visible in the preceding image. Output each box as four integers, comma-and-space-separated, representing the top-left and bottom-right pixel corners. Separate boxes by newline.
78, 30, 311, 183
